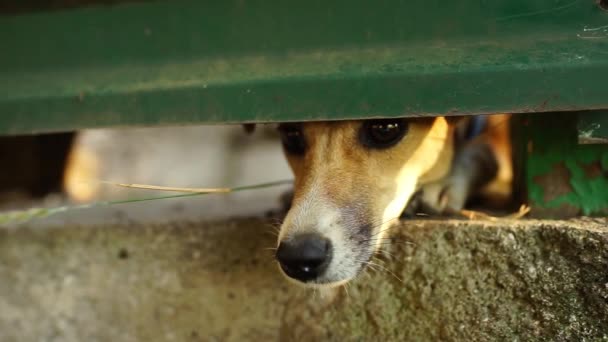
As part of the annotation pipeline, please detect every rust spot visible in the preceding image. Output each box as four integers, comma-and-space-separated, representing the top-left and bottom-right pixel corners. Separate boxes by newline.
532, 162, 573, 202
579, 160, 603, 179
537, 98, 550, 111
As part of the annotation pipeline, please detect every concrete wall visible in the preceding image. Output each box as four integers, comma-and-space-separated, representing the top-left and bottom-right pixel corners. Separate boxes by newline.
1, 218, 606, 341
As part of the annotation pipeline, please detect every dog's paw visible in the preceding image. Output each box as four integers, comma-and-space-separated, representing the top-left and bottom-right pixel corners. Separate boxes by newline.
400, 190, 424, 218
418, 178, 468, 215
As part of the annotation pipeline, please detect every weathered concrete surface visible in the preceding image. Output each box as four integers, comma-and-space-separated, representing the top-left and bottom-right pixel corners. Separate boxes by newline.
282, 218, 608, 341
1, 218, 607, 341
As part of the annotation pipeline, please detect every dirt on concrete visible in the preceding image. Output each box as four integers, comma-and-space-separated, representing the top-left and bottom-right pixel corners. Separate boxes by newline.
0, 217, 606, 341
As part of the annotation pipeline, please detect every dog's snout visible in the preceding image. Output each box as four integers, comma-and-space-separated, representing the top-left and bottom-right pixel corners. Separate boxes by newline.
276, 233, 332, 282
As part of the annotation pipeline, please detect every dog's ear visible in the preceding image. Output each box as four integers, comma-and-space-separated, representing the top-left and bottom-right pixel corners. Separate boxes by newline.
242, 124, 256, 134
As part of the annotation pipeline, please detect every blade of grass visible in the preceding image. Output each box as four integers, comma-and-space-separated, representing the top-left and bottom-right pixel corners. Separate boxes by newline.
0, 179, 293, 225
98, 181, 231, 193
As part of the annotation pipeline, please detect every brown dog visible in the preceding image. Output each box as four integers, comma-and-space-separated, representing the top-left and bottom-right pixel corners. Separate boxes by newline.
274, 115, 512, 287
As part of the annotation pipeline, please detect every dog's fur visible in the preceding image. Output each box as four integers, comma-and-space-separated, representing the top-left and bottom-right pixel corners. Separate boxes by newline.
274, 115, 512, 287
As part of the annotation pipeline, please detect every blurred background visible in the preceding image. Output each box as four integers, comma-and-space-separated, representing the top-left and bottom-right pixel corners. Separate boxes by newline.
0, 125, 293, 225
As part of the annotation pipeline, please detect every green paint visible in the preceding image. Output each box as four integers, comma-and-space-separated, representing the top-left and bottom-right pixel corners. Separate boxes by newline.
1, 0, 608, 134
541, 159, 608, 216
525, 112, 608, 216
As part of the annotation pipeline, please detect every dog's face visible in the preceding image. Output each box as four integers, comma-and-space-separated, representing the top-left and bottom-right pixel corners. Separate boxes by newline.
275, 117, 455, 287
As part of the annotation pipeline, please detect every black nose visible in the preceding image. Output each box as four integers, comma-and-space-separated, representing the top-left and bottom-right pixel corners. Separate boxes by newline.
276, 233, 332, 282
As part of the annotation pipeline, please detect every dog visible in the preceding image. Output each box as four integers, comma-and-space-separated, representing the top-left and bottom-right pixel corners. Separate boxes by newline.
272, 114, 512, 287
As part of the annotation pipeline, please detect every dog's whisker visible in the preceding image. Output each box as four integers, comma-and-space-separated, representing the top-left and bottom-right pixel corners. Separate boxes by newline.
366, 216, 403, 239
264, 231, 279, 237
351, 257, 404, 284
364, 261, 404, 284
343, 282, 351, 300
360, 239, 416, 247
357, 260, 382, 274
374, 248, 398, 259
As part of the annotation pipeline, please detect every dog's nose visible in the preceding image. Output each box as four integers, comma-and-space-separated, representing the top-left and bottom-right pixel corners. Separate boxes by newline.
276, 233, 332, 282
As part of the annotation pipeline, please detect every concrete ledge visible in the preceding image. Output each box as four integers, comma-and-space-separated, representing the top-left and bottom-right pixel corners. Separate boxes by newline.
1, 218, 607, 341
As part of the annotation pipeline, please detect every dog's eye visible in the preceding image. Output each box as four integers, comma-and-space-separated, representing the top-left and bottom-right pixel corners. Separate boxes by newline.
278, 124, 306, 155
360, 119, 408, 149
